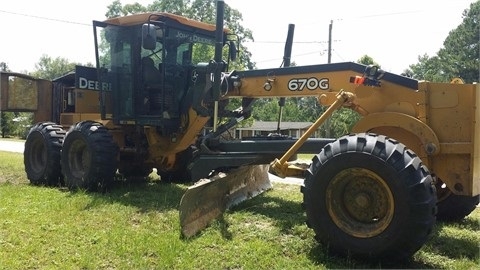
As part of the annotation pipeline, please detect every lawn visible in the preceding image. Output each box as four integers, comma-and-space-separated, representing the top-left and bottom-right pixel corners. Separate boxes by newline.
0, 150, 479, 269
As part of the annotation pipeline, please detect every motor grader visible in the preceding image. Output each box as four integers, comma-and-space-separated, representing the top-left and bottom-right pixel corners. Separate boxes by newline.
0, 0, 478, 261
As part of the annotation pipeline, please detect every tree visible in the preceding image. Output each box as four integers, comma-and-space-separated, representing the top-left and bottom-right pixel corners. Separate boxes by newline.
105, 0, 255, 71
252, 98, 304, 122
408, 1, 479, 83
314, 55, 372, 138
105, 0, 146, 17
0, 62, 10, 138
0, 112, 14, 138
438, 1, 479, 83
0, 62, 8, 72
401, 68, 414, 78
357, 55, 381, 68
320, 54, 381, 138
408, 54, 445, 82
30, 55, 84, 81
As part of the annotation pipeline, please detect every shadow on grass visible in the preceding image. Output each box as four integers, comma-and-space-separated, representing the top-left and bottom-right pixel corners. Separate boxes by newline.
229, 190, 306, 234
56, 174, 479, 269
422, 218, 480, 260
306, 215, 480, 269
64, 177, 187, 213
226, 186, 476, 269
306, 245, 440, 269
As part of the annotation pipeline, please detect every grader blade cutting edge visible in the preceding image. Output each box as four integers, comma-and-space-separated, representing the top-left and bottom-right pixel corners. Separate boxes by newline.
179, 165, 271, 238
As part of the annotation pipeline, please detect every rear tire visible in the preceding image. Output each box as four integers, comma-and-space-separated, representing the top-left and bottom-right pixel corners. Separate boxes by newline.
302, 133, 436, 261
24, 122, 65, 186
61, 121, 118, 191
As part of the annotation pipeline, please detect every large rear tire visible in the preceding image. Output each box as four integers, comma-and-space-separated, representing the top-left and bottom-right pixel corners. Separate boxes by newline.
24, 122, 65, 186
61, 121, 118, 191
302, 133, 436, 261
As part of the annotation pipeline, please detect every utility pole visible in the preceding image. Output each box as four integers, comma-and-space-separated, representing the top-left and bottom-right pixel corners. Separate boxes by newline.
328, 20, 333, 64
325, 20, 333, 138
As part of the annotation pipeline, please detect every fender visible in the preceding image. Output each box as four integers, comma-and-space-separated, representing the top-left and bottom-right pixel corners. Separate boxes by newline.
352, 112, 440, 156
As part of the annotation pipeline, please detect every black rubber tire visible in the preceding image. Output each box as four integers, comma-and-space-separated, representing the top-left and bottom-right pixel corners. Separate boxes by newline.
61, 121, 118, 191
302, 133, 437, 261
436, 180, 479, 221
24, 122, 65, 186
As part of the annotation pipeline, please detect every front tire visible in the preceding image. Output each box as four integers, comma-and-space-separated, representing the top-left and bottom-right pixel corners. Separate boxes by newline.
61, 121, 118, 191
24, 122, 65, 186
302, 133, 436, 261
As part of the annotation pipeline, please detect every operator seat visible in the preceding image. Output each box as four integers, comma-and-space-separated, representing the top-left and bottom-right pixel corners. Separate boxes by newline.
141, 57, 163, 114
142, 57, 162, 86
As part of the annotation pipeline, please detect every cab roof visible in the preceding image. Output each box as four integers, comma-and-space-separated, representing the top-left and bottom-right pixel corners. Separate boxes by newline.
103, 12, 227, 33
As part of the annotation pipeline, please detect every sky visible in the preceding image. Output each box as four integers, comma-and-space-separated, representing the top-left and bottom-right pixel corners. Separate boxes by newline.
0, 0, 474, 74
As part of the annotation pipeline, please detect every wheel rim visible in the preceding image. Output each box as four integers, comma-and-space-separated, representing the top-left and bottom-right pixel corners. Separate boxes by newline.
30, 136, 47, 174
68, 138, 90, 179
326, 167, 394, 238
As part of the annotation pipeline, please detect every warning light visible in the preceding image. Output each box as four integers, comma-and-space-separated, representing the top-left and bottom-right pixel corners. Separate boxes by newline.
350, 76, 365, 85
349, 65, 384, 87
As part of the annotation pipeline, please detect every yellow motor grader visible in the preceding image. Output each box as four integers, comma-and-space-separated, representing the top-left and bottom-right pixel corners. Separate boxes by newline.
0, 0, 478, 261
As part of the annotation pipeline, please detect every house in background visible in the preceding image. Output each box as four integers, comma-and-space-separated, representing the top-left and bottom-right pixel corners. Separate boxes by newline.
234, 121, 319, 139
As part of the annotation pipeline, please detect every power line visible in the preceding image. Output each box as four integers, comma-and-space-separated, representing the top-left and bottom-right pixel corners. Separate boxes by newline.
0, 9, 90, 26
244, 40, 340, 44
295, 5, 460, 26
255, 50, 326, 64
333, 50, 346, 62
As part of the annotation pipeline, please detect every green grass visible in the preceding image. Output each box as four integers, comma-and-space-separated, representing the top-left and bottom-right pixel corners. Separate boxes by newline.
0, 151, 479, 269
0, 151, 25, 184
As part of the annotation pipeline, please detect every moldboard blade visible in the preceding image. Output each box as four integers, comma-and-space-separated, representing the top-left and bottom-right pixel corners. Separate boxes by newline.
179, 165, 271, 237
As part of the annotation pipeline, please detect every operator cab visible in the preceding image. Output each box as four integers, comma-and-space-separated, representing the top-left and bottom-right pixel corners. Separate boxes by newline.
93, 13, 232, 135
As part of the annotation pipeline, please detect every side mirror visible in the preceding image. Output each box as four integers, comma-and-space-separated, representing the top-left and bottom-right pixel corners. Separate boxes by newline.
142, 24, 157, 50
229, 41, 237, 62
